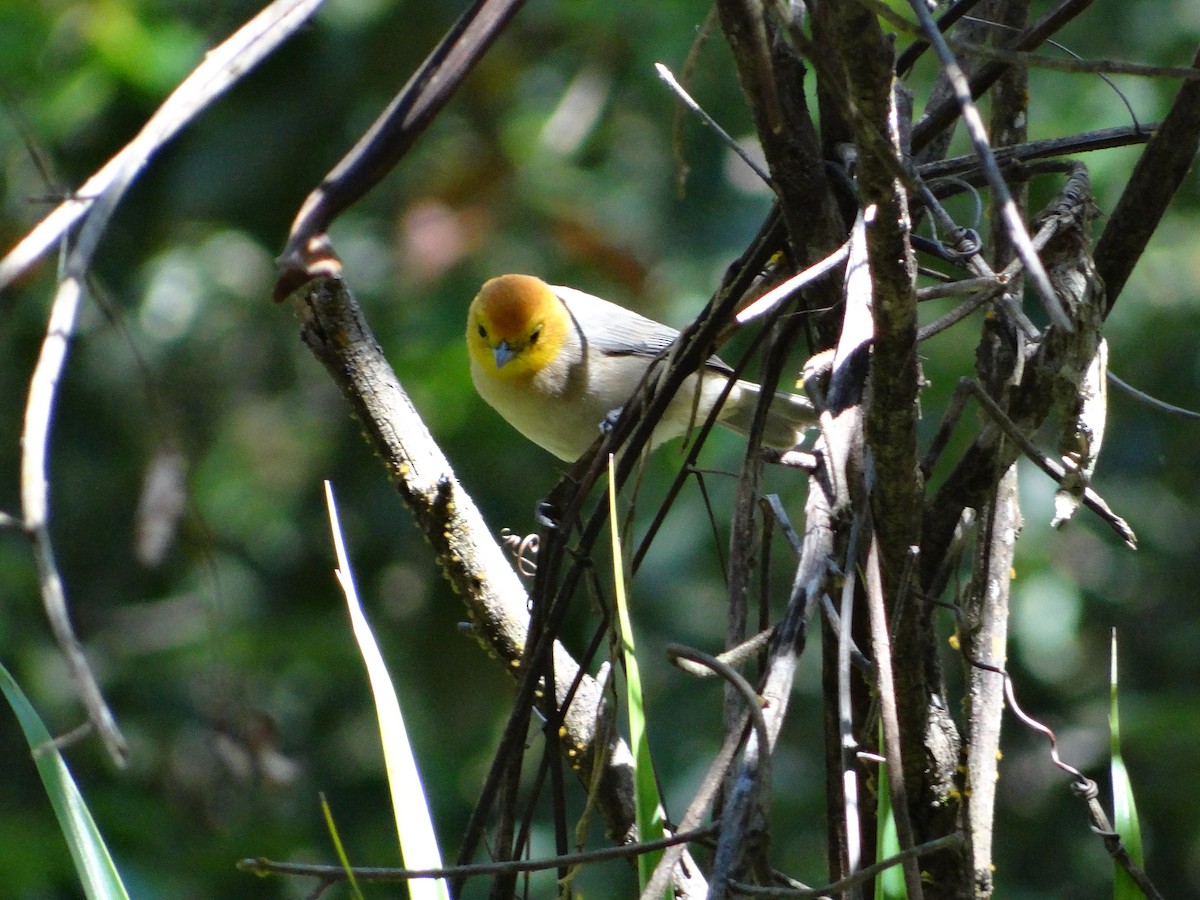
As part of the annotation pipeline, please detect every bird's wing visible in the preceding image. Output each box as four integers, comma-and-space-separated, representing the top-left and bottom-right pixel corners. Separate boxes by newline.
551, 285, 733, 374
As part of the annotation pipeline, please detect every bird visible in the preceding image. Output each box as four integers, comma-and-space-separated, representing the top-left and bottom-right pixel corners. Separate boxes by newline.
466, 274, 817, 462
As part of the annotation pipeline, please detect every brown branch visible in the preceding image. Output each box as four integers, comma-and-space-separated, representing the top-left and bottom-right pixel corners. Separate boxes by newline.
715, 0, 846, 342
275, 0, 526, 298
918, 123, 1155, 182
238, 824, 717, 885
960, 469, 1019, 898
1095, 43, 1200, 316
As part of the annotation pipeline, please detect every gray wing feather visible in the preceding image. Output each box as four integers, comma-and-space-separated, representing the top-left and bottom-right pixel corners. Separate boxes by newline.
551, 284, 733, 374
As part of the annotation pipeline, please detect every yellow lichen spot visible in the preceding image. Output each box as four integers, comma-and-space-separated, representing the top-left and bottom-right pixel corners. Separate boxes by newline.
1009, 566, 1016, 579
558, 726, 568, 738
567, 748, 577, 758
995, 749, 1003, 761
948, 631, 960, 651
509, 658, 521, 669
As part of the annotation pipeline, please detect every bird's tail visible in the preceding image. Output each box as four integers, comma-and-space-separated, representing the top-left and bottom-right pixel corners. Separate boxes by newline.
719, 379, 817, 450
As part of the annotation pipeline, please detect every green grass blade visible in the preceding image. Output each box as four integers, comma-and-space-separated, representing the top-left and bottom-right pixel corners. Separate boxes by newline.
875, 731, 906, 900
320, 792, 365, 900
326, 482, 449, 900
1110, 630, 1144, 900
607, 455, 666, 893
0, 661, 130, 900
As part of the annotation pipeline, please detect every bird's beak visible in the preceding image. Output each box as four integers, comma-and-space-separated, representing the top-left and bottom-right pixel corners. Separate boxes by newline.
493, 341, 516, 369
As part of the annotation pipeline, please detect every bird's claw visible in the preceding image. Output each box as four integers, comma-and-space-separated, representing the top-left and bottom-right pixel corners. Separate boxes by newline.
534, 498, 561, 532
599, 408, 622, 436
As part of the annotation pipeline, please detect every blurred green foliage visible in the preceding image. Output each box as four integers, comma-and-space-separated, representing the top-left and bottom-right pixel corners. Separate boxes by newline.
1, 1, 1199, 897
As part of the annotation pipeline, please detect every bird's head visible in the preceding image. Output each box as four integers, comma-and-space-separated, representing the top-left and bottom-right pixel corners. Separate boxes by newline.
466, 274, 566, 381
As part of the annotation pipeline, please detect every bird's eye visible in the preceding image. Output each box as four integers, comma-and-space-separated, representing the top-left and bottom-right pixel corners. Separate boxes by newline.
477, 324, 487, 339
529, 325, 542, 345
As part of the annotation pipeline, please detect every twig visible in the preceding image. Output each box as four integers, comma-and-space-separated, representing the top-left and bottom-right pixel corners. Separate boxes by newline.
238, 825, 716, 884
275, 0, 526, 296
897, 0, 986, 76
21, 271, 127, 766
910, 0, 1097, 153
864, 532, 924, 900
918, 123, 1154, 181
835, 513, 865, 900
657, 62, 772, 187
1107, 370, 1200, 420
666, 645, 772, 782
728, 832, 965, 898
706, 442, 837, 899
876, 0, 1199, 80
954, 379, 1135, 546
734, 241, 851, 325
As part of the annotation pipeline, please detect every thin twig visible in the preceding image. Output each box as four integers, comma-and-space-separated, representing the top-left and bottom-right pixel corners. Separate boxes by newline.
657, 62, 772, 187
729, 833, 965, 898
276, 0, 527, 295
734, 240, 851, 325
956, 379, 1136, 546
835, 512, 865, 900
919, 123, 1154, 181
21, 271, 127, 766
238, 825, 717, 884
1107, 370, 1200, 420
